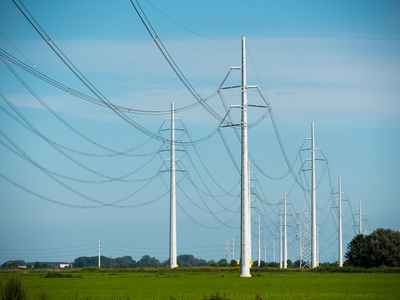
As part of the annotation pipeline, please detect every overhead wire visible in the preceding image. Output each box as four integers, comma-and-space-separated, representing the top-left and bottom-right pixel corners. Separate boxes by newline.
128, 0, 227, 123
158, 173, 239, 229
0, 128, 170, 208
12, 0, 168, 141
0, 49, 225, 116
1, 56, 159, 158
0, 91, 160, 182
142, 0, 239, 41
0, 136, 159, 185
179, 119, 240, 197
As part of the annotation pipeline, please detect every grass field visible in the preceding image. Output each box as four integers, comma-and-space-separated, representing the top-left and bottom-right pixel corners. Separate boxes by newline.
1, 269, 399, 299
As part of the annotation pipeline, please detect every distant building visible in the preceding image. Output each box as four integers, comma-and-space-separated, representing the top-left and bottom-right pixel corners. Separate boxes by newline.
59, 263, 71, 268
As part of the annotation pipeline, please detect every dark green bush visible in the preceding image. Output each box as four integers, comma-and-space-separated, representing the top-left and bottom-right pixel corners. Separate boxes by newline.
45, 272, 73, 278
1, 273, 29, 300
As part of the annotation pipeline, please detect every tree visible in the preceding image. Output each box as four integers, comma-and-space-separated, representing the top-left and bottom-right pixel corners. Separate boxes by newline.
292, 260, 301, 268
346, 233, 373, 268
115, 256, 134, 267
218, 259, 228, 267
267, 262, 279, 268
286, 259, 292, 267
230, 260, 238, 267
177, 254, 209, 267
346, 228, 400, 268
2, 262, 18, 269
369, 228, 400, 267
129, 261, 138, 268
137, 255, 160, 267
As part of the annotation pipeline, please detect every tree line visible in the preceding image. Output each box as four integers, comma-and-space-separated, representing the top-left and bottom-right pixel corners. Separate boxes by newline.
74, 254, 237, 268
3, 228, 399, 269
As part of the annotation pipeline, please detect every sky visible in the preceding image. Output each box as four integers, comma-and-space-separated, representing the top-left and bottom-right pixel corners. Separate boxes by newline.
0, 0, 399, 266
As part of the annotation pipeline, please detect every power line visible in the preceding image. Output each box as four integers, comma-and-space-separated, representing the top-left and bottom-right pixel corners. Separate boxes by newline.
12, 0, 168, 141
142, 0, 239, 41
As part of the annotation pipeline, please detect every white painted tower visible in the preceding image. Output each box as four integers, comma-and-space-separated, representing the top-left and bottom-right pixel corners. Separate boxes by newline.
169, 102, 177, 268
311, 122, 317, 268
240, 36, 251, 277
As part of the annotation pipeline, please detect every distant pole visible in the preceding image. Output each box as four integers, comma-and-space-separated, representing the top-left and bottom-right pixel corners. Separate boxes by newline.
225, 240, 231, 261
359, 200, 362, 235
258, 213, 261, 267
311, 122, 317, 268
240, 36, 251, 277
284, 190, 287, 269
338, 175, 343, 267
233, 236, 235, 261
273, 238, 276, 263
279, 214, 282, 269
170, 102, 177, 269
98, 239, 101, 268
264, 238, 267, 263
299, 229, 302, 268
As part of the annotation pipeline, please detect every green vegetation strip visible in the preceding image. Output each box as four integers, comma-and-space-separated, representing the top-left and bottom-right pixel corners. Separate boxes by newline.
1, 269, 399, 299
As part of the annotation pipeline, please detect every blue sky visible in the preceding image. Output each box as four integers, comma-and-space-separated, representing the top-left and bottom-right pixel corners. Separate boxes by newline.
0, 0, 399, 265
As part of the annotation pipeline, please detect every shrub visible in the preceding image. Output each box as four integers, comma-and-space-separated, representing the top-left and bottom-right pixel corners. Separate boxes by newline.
39, 289, 51, 300
44, 272, 73, 278
1, 273, 29, 300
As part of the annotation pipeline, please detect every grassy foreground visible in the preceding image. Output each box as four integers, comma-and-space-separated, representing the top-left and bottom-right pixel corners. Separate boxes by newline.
1, 268, 399, 300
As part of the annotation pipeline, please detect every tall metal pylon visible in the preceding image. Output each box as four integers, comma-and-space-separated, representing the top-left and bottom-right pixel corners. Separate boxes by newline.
283, 190, 288, 269
258, 213, 261, 267
98, 239, 101, 268
225, 240, 232, 262
264, 238, 267, 263
240, 36, 251, 277
169, 101, 177, 269
359, 200, 362, 235
338, 175, 343, 267
279, 214, 282, 269
233, 236, 235, 261
297, 229, 302, 267
311, 122, 317, 268
298, 198, 311, 268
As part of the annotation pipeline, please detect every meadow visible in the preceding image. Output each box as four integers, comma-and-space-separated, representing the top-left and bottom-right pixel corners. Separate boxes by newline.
1, 268, 399, 300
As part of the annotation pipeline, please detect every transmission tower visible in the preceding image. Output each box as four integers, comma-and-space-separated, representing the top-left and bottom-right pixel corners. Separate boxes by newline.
225, 240, 232, 262
298, 198, 311, 268
311, 122, 318, 268
283, 190, 288, 269
359, 200, 362, 234
98, 238, 101, 268
223, 36, 263, 276
273, 238, 276, 263
338, 175, 343, 267
354, 200, 364, 235
233, 236, 235, 261
279, 213, 282, 269
239, 36, 251, 277
169, 102, 178, 269
258, 213, 261, 267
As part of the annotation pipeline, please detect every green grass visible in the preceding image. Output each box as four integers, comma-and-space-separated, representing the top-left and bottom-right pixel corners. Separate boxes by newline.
1, 269, 399, 299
